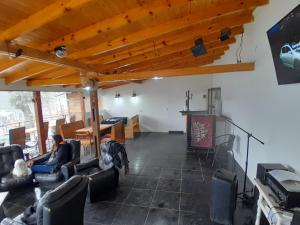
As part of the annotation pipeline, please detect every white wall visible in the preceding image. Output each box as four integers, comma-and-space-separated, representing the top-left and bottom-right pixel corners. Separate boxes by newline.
101, 76, 212, 132
212, 0, 300, 179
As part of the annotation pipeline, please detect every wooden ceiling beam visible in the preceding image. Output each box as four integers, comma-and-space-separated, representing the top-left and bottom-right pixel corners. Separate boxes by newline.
131, 51, 223, 72
0, 41, 99, 72
29, 67, 66, 79
98, 81, 129, 88
0, 0, 92, 41
97, 63, 255, 82
152, 56, 220, 70
31, 67, 77, 80
99, 37, 235, 72
4, 63, 56, 84
27, 74, 81, 86
108, 45, 228, 74
84, 26, 243, 65
99, 80, 146, 89
0, 56, 24, 72
136, 53, 223, 71
0, 60, 29, 78
40, 0, 189, 51
68, 0, 267, 59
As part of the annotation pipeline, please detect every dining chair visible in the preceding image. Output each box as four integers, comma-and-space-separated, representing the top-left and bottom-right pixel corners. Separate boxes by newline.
206, 134, 235, 167
55, 118, 65, 135
76, 131, 93, 157
9, 127, 26, 149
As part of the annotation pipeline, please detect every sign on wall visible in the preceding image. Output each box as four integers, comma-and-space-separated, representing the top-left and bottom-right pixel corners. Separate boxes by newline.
188, 115, 215, 149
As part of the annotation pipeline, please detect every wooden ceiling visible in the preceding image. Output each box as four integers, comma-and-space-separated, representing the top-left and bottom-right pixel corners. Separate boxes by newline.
0, 0, 268, 89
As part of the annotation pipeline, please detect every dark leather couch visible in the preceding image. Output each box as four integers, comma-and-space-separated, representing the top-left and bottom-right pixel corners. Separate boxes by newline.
34, 140, 80, 183
101, 117, 127, 125
1, 175, 88, 225
74, 159, 119, 203
0, 145, 33, 191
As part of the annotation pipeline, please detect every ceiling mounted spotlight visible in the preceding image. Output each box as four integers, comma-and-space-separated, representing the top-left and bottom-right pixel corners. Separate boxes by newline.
152, 76, 163, 80
15, 48, 23, 57
115, 92, 121, 98
220, 28, 231, 41
54, 46, 67, 58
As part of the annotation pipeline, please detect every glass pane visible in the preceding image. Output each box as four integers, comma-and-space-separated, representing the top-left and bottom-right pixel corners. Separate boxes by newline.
0, 91, 35, 146
41, 92, 69, 137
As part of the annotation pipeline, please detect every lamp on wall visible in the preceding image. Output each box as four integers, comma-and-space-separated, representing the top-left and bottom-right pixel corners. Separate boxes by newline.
115, 92, 121, 98
132, 91, 137, 97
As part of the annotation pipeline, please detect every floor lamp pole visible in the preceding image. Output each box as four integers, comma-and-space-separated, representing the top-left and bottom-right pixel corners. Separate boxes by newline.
224, 118, 264, 200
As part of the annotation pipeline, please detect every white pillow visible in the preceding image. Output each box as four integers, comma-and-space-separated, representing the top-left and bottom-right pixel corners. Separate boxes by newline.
12, 159, 32, 177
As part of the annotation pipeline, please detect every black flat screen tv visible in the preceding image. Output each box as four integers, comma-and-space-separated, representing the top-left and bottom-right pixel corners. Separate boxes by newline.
267, 4, 300, 85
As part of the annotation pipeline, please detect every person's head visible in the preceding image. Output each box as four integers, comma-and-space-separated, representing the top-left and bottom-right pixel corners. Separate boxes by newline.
52, 134, 63, 146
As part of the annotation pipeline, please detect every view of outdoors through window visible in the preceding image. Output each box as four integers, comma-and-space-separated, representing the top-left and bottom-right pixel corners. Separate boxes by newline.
0, 91, 69, 156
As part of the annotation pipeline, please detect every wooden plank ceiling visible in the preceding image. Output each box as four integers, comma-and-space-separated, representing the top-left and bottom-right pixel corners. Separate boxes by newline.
0, 0, 268, 89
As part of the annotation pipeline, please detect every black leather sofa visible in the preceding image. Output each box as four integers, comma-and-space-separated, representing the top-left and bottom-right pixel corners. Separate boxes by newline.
74, 159, 119, 203
0, 145, 33, 191
101, 117, 127, 125
34, 140, 80, 183
1, 175, 88, 225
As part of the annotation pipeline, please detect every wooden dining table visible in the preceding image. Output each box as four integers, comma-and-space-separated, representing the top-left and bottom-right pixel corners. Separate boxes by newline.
75, 124, 113, 135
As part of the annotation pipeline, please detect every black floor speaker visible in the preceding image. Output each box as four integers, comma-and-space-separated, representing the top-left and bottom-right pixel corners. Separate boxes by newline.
210, 169, 238, 225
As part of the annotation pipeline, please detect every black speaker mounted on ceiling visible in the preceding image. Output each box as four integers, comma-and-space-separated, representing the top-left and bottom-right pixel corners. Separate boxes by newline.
191, 38, 207, 57
220, 28, 231, 41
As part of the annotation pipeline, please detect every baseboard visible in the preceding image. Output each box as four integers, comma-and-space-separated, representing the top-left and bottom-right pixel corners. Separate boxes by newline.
168, 131, 184, 134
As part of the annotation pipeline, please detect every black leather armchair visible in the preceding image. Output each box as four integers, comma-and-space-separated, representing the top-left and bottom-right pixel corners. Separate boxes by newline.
74, 159, 119, 203
34, 140, 80, 183
0, 145, 33, 191
1, 175, 88, 225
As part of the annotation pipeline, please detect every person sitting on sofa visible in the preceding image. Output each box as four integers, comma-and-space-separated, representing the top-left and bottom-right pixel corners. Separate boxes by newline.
27, 134, 70, 174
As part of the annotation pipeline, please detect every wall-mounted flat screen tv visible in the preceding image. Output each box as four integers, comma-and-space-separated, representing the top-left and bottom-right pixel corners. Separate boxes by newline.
267, 4, 300, 85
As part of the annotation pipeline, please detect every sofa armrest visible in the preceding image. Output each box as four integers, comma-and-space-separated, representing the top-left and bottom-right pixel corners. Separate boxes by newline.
88, 167, 119, 203
61, 159, 80, 180
74, 159, 99, 174
33, 153, 51, 164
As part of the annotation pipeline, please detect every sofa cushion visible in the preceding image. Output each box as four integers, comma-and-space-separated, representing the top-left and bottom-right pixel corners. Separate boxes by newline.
34, 172, 63, 183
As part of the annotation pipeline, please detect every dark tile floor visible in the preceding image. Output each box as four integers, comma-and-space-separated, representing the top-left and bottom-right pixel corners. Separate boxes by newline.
3, 133, 255, 225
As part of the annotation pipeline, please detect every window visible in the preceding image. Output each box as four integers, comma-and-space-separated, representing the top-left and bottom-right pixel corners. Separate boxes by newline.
0, 91, 70, 155
0, 91, 35, 145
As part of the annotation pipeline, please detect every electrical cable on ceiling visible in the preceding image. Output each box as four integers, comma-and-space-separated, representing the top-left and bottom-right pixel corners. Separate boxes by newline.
236, 32, 244, 64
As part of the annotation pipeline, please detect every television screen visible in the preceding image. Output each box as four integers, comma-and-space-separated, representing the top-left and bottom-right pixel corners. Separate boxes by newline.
267, 4, 300, 85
